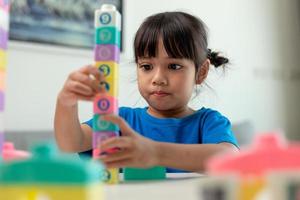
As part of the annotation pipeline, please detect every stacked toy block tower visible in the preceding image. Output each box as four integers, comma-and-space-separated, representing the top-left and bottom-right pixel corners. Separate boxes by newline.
0, 0, 9, 160
92, 4, 121, 184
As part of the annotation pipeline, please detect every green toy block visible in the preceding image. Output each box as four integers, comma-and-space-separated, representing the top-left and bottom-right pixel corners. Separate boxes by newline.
93, 114, 119, 132
0, 143, 105, 185
124, 166, 166, 181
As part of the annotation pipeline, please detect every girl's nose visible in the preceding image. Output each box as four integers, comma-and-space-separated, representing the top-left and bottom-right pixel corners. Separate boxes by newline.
152, 69, 167, 86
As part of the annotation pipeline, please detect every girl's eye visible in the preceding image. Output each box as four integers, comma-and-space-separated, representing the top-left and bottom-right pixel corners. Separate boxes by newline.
139, 64, 153, 71
168, 64, 182, 70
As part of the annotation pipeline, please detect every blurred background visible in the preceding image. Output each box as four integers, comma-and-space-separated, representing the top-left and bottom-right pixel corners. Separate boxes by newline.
3, 0, 300, 149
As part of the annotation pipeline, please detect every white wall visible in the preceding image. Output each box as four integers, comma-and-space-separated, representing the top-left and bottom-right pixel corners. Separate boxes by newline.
4, 0, 300, 140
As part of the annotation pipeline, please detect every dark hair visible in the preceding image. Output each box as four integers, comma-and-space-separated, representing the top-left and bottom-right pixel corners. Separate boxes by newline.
134, 12, 229, 71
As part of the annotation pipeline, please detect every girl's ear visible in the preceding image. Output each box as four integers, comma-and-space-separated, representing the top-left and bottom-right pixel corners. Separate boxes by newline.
196, 59, 210, 84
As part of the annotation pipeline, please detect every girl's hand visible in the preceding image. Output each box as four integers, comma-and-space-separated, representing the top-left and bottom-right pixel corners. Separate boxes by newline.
58, 65, 104, 107
99, 114, 159, 168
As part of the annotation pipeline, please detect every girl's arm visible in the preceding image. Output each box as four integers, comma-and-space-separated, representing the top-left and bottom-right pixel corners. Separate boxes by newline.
99, 114, 238, 172
155, 142, 238, 172
54, 65, 101, 152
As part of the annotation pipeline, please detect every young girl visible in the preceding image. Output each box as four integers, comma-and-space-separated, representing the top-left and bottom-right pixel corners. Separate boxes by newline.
54, 11, 239, 173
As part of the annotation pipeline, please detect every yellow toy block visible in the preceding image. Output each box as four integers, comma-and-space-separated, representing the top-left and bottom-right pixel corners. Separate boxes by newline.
95, 61, 119, 97
0, 71, 5, 90
238, 177, 266, 200
102, 168, 119, 184
95, 61, 119, 81
0, 184, 103, 200
0, 50, 7, 71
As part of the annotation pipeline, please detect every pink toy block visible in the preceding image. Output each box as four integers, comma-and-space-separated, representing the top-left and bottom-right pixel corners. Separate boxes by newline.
93, 146, 119, 159
0, 28, 8, 49
206, 133, 300, 177
93, 131, 119, 148
2, 142, 31, 161
94, 44, 120, 62
0, 0, 9, 12
93, 94, 118, 114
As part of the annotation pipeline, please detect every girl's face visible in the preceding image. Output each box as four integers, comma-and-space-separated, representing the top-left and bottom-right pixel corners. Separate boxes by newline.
137, 39, 197, 116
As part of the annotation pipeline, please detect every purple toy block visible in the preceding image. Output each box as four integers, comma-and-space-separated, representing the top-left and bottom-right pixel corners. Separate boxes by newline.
93, 94, 118, 114
0, 28, 8, 49
0, 91, 4, 111
93, 131, 119, 148
94, 44, 120, 63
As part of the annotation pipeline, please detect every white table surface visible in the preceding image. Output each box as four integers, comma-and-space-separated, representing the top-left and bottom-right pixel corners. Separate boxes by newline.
104, 173, 204, 200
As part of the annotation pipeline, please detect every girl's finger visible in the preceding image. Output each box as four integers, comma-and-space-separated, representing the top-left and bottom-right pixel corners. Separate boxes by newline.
70, 72, 99, 92
100, 136, 133, 151
79, 65, 103, 83
100, 149, 133, 163
67, 80, 95, 96
100, 115, 137, 137
105, 158, 133, 168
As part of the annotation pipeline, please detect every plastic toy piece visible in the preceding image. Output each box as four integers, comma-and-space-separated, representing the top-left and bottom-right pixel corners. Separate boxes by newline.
0, 71, 5, 90
124, 166, 166, 181
0, 50, 7, 70
93, 94, 118, 114
2, 142, 31, 161
93, 114, 119, 132
0, 0, 10, 12
93, 131, 119, 148
0, 144, 105, 200
207, 133, 300, 177
94, 4, 121, 30
103, 168, 119, 184
95, 61, 119, 97
0, 29, 8, 49
92, 4, 121, 184
94, 44, 120, 62
95, 27, 121, 48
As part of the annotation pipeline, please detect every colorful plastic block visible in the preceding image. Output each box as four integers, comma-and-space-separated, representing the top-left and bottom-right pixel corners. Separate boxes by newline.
94, 5, 121, 30
94, 44, 120, 62
95, 61, 119, 79
99, 79, 118, 97
0, 71, 5, 90
102, 168, 119, 184
2, 142, 31, 161
206, 133, 300, 177
0, 0, 10, 12
124, 166, 166, 181
93, 94, 118, 114
93, 114, 119, 132
93, 131, 119, 148
0, 28, 8, 49
0, 185, 104, 200
0, 144, 105, 183
0, 50, 7, 70
93, 4, 121, 185
95, 61, 119, 97
95, 27, 121, 48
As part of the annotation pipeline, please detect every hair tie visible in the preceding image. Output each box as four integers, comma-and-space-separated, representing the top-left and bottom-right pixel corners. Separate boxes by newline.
207, 48, 212, 60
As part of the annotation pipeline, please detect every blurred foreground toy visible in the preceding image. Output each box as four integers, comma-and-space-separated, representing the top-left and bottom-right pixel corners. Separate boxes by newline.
0, 144, 105, 200
199, 133, 300, 200
2, 142, 31, 161
124, 166, 166, 181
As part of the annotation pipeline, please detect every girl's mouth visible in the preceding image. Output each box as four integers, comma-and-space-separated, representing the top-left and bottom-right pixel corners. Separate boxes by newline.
151, 91, 170, 97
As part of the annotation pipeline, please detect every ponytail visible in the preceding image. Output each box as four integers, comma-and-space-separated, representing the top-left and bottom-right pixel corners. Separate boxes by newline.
207, 49, 229, 68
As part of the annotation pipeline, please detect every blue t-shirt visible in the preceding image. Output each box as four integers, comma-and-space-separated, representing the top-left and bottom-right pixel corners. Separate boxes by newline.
81, 107, 238, 172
